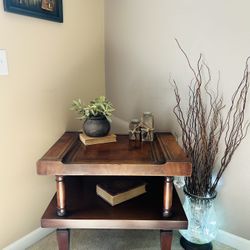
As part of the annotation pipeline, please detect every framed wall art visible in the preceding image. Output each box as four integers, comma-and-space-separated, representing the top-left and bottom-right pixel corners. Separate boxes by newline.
3, 0, 63, 23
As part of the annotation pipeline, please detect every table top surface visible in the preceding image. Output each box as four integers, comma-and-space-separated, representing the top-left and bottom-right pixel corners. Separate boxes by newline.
37, 132, 191, 177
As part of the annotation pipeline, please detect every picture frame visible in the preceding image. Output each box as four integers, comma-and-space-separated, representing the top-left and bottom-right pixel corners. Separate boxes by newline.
3, 0, 63, 23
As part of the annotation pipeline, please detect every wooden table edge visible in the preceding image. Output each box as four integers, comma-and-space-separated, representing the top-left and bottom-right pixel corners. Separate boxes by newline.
41, 219, 188, 230
37, 160, 192, 176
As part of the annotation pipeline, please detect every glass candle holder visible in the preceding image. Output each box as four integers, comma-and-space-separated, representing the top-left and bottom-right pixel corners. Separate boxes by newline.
141, 112, 154, 141
129, 119, 140, 140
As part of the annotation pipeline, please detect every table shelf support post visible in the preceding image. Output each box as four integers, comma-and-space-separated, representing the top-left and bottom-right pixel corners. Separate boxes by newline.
163, 176, 174, 217
160, 230, 173, 250
57, 229, 70, 250
56, 176, 66, 216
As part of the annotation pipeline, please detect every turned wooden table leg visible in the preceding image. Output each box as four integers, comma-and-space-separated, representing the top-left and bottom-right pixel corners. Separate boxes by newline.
56, 176, 66, 216
163, 176, 174, 217
57, 229, 70, 250
160, 230, 173, 250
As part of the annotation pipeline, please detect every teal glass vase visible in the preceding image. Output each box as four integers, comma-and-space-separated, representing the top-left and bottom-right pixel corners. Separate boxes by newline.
180, 188, 218, 245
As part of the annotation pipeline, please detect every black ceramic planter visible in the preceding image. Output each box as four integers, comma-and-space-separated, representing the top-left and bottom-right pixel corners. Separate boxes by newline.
180, 236, 213, 250
83, 116, 110, 137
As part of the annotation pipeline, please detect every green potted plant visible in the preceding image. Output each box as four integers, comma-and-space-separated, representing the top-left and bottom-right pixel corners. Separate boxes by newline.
172, 40, 249, 250
71, 96, 115, 137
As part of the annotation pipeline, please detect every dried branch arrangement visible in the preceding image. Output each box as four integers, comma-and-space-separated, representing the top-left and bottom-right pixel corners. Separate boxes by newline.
173, 40, 250, 196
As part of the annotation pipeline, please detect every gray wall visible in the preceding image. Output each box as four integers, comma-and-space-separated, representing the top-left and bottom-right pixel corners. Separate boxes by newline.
105, 0, 250, 239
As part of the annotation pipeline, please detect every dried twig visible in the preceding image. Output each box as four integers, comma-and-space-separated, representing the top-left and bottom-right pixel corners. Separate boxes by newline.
173, 40, 249, 196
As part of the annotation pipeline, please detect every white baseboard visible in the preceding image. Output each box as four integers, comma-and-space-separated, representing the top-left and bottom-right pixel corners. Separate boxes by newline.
216, 229, 250, 250
3, 227, 250, 250
3, 227, 55, 250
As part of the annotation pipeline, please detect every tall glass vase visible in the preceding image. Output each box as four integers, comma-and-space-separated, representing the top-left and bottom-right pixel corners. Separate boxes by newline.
180, 188, 218, 249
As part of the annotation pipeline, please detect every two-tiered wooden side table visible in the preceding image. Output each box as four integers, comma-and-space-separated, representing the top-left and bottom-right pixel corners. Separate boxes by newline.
37, 132, 191, 250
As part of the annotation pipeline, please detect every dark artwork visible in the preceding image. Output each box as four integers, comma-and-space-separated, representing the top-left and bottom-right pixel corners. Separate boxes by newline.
3, 0, 63, 22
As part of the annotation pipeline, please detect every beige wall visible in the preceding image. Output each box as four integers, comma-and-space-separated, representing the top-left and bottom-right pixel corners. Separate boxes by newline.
105, 0, 250, 239
0, 0, 105, 248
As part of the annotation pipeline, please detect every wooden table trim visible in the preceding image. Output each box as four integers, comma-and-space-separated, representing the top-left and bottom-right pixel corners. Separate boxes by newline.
42, 219, 188, 230
37, 161, 191, 176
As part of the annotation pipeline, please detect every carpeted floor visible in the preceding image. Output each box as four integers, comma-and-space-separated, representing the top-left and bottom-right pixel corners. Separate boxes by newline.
28, 229, 235, 250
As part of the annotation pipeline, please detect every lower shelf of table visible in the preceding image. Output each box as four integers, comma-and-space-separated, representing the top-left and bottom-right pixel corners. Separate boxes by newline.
42, 176, 188, 230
